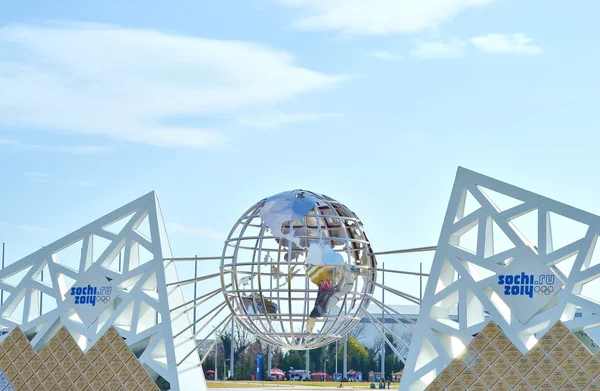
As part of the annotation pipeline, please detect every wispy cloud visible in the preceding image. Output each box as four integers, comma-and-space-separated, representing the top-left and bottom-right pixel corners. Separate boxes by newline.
0, 138, 112, 154
365, 51, 403, 61
0, 221, 44, 232
15, 224, 45, 232
25, 172, 96, 187
0, 22, 348, 149
410, 39, 466, 59
274, 0, 495, 36
167, 222, 226, 240
469, 34, 543, 55
236, 111, 342, 130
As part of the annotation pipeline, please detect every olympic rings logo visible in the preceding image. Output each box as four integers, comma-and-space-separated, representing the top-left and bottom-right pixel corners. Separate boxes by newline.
534, 286, 554, 295
97, 296, 111, 303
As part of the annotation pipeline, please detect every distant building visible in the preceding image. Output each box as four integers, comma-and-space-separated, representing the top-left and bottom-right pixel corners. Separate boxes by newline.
196, 339, 222, 358
356, 305, 591, 350
354, 305, 456, 348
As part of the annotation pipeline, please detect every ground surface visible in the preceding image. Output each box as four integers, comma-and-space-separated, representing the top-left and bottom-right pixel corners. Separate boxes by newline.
206, 381, 380, 389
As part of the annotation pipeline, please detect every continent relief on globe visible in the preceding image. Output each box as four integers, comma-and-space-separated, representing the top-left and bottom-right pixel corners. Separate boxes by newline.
258, 190, 361, 333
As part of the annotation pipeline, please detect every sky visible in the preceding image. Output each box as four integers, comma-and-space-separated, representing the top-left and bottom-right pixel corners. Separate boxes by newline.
1, 0, 600, 321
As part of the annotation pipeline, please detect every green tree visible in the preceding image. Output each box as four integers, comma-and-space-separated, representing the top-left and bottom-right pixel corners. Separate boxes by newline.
284, 350, 304, 370
204, 355, 214, 376
272, 347, 285, 370
220, 333, 232, 378
347, 337, 370, 375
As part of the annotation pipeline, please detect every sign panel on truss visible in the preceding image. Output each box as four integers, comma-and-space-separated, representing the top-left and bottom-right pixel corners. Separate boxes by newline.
64, 263, 118, 327
493, 256, 563, 324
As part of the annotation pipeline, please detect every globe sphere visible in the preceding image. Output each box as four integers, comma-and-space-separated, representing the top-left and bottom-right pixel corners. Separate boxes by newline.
221, 190, 377, 349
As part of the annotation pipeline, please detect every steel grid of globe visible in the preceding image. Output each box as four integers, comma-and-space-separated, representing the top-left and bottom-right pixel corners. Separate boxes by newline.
220, 190, 377, 349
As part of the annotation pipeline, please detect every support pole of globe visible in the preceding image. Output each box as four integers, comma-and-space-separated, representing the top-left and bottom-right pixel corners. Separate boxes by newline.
268, 345, 272, 379
306, 348, 309, 375
335, 340, 338, 376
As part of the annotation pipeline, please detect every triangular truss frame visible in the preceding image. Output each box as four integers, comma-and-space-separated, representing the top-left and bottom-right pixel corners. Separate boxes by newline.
401, 167, 600, 391
0, 191, 204, 391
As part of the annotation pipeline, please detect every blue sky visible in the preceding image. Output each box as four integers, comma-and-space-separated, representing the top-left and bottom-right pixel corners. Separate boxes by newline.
1, 0, 600, 306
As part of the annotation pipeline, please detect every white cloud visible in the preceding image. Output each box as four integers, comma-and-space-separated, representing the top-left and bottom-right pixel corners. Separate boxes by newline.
0, 221, 44, 232
236, 111, 342, 130
25, 172, 96, 187
167, 222, 226, 240
410, 39, 466, 59
469, 34, 543, 55
274, 0, 494, 36
0, 138, 111, 154
0, 22, 347, 149
15, 224, 45, 233
365, 51, 403, 61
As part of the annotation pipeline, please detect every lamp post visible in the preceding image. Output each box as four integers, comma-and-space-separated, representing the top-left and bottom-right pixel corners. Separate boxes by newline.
212, 326, 218, 381
215, 339, 218, 380
343, 335, 347, 380
381, 262, 385, 381
230, 320, 235, 378
324, 359, 328, 385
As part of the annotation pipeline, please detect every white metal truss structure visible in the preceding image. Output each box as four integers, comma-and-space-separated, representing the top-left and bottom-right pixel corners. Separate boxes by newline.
182, 248, 433, 382
401, 167, 600, 391
0, 192, 204, 391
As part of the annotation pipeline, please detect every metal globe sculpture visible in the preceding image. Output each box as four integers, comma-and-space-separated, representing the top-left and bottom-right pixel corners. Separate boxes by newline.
220, 190, 377, 349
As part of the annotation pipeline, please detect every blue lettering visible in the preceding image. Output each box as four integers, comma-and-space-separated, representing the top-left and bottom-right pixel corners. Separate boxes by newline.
70, 285, 111, 306
498, 272, 555, 298
99, 286, 112, 295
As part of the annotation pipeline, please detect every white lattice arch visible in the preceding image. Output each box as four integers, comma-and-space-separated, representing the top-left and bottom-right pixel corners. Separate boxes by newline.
0, 192, 204, 391
401, 167, 600, 391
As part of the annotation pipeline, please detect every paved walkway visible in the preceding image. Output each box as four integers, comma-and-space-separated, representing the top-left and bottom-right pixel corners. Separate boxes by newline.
207, 382, 371, 390
212, 388, 366, 391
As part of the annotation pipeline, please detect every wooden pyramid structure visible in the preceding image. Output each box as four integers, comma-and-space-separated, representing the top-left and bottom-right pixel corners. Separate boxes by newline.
0, 325, 159, 391
426, 321, 600, 391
